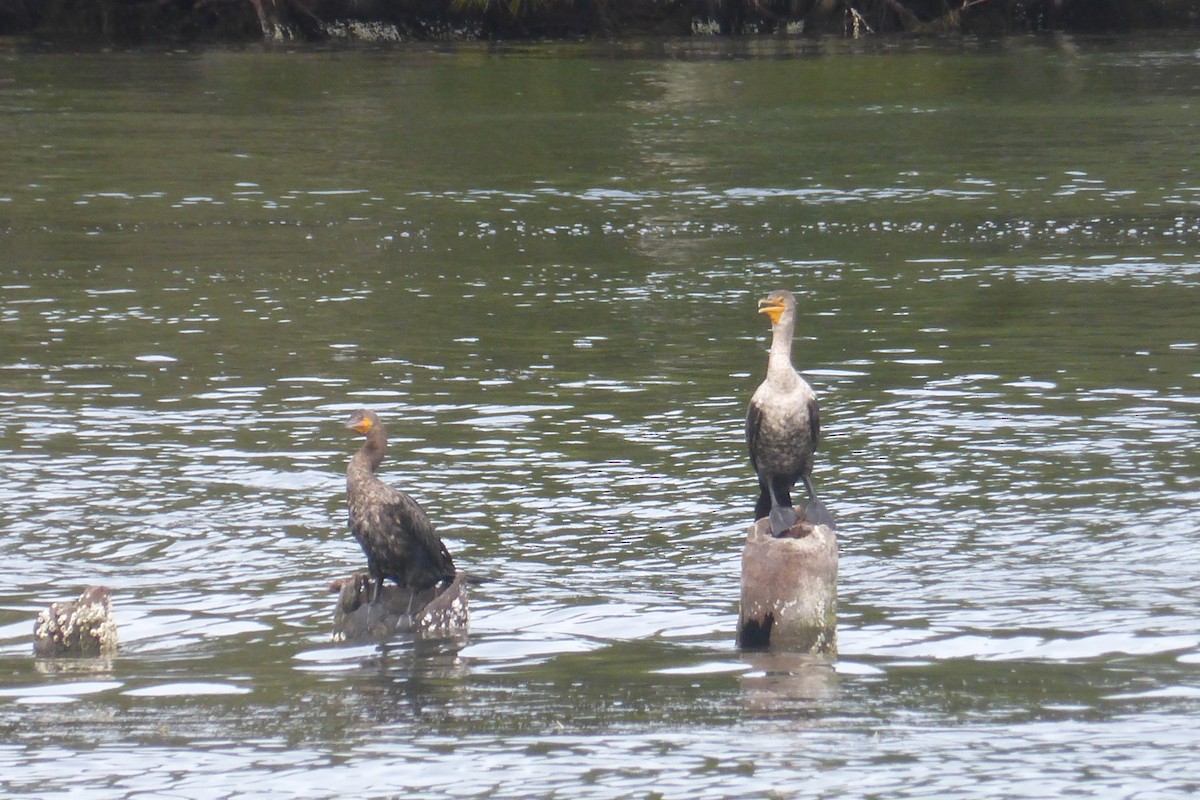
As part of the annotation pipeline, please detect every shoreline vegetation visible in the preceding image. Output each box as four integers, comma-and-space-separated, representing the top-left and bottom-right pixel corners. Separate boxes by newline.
1, 0, 1198, 43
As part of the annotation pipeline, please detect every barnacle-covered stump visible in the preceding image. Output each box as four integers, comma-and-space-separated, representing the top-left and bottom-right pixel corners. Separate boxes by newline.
33, 585, 118, 658
330, 572, 470, 643
737, 516, 837, 654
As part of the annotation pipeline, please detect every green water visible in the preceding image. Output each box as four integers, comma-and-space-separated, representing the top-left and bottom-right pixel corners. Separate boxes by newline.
2, 35, 1200, 798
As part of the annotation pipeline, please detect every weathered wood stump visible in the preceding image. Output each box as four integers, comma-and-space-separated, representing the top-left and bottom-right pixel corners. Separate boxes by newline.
33, 586, 118, 658
737, 516, 837, 654
330, 572, 470, 643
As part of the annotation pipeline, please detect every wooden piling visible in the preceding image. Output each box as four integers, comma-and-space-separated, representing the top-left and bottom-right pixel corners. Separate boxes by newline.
330, 572, 470, 643
737, 516, 837, 654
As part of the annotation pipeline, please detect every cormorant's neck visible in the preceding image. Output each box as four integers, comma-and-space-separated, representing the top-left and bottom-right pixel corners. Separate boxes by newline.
352, 426, 387, 474
766, 316, 798, 384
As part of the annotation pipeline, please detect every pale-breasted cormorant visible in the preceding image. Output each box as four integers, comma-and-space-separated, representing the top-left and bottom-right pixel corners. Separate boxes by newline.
746, 289, 828, 535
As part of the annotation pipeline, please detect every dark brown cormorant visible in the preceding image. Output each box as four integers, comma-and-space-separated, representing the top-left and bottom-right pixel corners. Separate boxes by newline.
345, 409, 456, 616
745, 289, 829, 535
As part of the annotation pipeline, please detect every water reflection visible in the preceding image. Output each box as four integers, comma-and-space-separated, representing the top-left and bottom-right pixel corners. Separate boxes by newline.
739, 652, 840, 711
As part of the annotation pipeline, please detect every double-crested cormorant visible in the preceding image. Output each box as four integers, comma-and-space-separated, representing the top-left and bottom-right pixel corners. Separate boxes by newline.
746, 289, 828, 535
345, 409, 456, 616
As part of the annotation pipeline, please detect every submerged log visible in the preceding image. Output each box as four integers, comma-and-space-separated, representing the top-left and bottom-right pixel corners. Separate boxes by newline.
737, 516, 837, 655
33, 586, 118, 658
330, 572, 470, 643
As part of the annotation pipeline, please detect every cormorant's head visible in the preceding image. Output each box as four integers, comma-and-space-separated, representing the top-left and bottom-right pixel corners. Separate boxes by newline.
345, 409, 377, 435
758, 290, 795, 325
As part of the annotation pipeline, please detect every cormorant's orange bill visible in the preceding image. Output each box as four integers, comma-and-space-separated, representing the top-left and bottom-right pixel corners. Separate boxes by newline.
758, 296, 785, 325
346, 415, 372, 433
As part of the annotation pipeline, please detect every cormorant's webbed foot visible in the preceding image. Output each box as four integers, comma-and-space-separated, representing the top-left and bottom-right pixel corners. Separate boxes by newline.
768, 504, 799, 536
801, 496, 834, 528
796, 476, 834, 527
